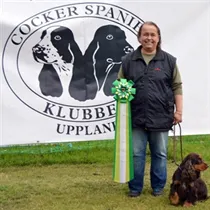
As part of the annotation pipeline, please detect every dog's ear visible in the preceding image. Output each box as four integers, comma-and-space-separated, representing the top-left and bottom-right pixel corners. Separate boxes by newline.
67, 40, 83, 67
84, 40, 99, 62
181, 159, 192, 179
184, 159, 193, 169
182, 159, 198, 181
180, 154, 192, 168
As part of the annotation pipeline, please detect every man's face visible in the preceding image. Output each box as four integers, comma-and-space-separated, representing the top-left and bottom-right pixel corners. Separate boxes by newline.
138, 24, 159, 52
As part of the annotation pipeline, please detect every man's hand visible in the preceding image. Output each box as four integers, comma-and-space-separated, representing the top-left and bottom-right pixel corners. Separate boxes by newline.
174, 111, 182, 124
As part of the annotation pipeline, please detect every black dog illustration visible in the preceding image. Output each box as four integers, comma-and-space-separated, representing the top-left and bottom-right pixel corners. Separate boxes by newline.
32, 24, 133, 101
83, 25, 133, 98
32, 25, 84, 100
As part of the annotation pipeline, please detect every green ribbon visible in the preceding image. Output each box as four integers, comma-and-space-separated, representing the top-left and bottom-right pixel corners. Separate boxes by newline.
112, 79, 136, 103
112, 78, 136, 183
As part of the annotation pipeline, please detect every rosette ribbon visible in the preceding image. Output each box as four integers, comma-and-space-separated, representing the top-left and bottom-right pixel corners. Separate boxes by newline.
112, 78, 136, 183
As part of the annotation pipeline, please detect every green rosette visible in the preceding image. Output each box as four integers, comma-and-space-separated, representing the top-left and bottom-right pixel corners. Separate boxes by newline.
112, 78, 136, 183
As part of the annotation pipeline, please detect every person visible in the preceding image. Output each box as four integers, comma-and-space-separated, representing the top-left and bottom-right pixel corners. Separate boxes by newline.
118, 21, 183, 197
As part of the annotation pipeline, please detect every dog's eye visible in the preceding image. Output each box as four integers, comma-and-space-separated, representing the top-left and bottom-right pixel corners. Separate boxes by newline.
197, 158, 202, 163
106, 34, 113, 40
54, 35, 61, 41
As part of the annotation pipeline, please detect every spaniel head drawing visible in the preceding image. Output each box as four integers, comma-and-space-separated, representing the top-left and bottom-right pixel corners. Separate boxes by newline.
32, 26, 84, 99
32, 25, 81, 65
90, 25, 133, 61
83, 25, 133, 99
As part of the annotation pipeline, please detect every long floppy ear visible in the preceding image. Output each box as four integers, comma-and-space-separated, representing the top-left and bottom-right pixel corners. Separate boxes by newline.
181, 159, 198, 181
181, 159, 192, 180
84, 40, 100, 98
180, 154, 192, 168
68, 40, 83, 67
60, 41, 83, 65
68, 41, 85, 101
184, 159, 193, 170
84, 40, 99, 62
38, 64, 62, 97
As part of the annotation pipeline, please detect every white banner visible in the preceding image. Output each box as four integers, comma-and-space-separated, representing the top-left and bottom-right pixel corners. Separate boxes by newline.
1, 0, 210, 146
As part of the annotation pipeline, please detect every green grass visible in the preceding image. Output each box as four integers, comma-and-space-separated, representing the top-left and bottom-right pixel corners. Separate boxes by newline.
0, 135, 210, 210
0, 135, 209, 167
0, 140, 114, 166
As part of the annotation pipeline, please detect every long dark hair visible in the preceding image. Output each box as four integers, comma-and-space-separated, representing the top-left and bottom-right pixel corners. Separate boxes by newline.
138, 21, 162, 50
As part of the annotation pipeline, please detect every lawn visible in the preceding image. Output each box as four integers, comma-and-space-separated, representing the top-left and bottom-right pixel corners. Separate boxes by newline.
0, 135, 210, 210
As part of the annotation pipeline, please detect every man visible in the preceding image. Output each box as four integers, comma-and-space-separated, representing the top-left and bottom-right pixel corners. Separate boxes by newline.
118, 21, 183, 197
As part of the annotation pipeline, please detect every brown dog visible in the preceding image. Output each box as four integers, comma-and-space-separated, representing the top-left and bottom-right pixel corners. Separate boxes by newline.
169, 153, 208, 207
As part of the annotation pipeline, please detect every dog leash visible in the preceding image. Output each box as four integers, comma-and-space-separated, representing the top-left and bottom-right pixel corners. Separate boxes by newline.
172, 122, 183, 166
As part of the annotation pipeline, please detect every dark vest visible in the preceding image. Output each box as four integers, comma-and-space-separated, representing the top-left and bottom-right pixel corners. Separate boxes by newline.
122, 46, 176, 131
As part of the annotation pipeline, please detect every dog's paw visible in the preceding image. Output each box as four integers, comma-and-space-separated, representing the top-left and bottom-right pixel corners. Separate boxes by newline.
183, 201, 193, 207
169, 192, 179, 205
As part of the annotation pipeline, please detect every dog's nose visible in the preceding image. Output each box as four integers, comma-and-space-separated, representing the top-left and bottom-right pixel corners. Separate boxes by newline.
203, 163, 209, 170
32, 44, 45, 53
124, 46, 133, 54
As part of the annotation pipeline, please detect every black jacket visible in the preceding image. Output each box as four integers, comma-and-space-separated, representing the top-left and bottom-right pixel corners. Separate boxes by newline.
122, 46, 176, 131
